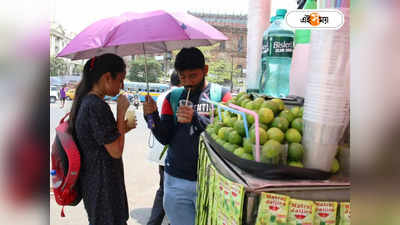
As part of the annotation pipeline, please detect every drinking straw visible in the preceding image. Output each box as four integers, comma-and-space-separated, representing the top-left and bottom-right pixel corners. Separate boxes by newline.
185, 88, 191, 106
229, 103, 260, 162
203, 99, 249, 138
342, 0, 349, 8
326, 0, 331, 8
336, 0, 342, 8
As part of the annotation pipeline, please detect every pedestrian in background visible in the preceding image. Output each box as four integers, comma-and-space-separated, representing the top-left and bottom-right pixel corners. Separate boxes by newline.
59, 84, 66, 108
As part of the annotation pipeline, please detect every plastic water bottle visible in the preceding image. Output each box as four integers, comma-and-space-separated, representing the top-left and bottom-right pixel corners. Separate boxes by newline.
51, 169, 62, 189
259, 9, 295, 98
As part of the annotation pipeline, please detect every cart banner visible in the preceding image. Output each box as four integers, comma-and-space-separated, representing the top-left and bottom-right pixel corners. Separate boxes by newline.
214, 170, 245, 225
314, 201, 338, 225
255, 192, 290, 225
339, 202, 351, 225
287, 198, 316, 225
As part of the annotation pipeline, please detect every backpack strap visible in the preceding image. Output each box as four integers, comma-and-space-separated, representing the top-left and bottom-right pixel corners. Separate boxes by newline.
210, 83, 222, 102
60, 112, 70, 124
170, 87, 184, 123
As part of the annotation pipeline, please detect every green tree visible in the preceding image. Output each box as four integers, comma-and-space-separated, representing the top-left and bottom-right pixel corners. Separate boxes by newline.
127, 57, 163, 83
198, 45, 241, 87
50, 56, 68, 76
72, 64, 83, 75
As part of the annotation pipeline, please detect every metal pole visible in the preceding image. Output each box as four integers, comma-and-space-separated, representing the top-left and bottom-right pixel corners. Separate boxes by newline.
230, 55, 234, 91
143, 43, 149, 96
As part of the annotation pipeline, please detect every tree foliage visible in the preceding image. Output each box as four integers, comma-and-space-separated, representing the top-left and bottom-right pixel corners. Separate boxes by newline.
50, 56, 68, 76
127, 57, 163, 83
198, 45, 241, 87
72, 64, 83, 75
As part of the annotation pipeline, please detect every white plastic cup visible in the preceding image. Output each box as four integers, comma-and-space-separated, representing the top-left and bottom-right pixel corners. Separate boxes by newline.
177, 100, 193, 123
178, 99, 193, 108
125, 108, 136, 129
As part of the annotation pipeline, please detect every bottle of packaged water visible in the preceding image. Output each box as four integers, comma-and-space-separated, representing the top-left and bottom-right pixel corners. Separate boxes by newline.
51, 169, 62, 189
259, 9, 295, 98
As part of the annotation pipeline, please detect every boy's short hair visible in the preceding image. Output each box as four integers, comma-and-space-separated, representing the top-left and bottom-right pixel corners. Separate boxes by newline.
174, 47, 205, 71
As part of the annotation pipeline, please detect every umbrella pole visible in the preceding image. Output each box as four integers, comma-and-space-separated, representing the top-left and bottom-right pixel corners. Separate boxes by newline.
143, 43, 150, 97
143, 43, 155, 129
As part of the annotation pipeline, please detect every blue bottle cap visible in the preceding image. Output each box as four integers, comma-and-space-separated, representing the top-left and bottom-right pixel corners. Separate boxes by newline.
276, 9, 287, 17
51, 170, 56, 176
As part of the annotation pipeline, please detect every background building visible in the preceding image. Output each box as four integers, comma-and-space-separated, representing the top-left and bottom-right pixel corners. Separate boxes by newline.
50, 21, 84, 76
188, 11, 248, 91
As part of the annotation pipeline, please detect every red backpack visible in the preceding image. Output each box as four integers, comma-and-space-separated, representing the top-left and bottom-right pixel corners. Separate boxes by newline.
51, 113, 82, 217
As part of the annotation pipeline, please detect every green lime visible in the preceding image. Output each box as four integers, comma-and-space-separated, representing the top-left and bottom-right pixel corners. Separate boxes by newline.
233, 147, 246, 156
288, 161, 304, 168
213, 121, 224, 134
250, 127, 268, 145
223, 142, 233, 152
211, 133, 218, 140
236, 92, 247, 99
331, 158, 340, 173
218, 127, 227, 139
271, 117, 290, 132
279, 110, 295, 123
240, 98, 251, 108
223, 143, 238, 152
234, 120, 246, 137
288, 143, 304, 161
245, 101, 256, 110
261, 100, 280, 116
246, 114, 255, 125
223, 127, 234, 142
243, 138, 253, 154
240, 153, 254, 161
267, 127, 285, 143
261, 140, 282, 159
299, 107, 304, 117
216, 138, 226, 146
218, 127, 227, 140
230, 96, 239, 104
285, 128, 302, 143
291, 118, 303, 134
258, 107, 274, 124
253, 97, 265, 110
206, 126, 214, 134
228, 130, 242, 145
222, 111, 231, 125
250, 122, 268, 131
271, 98, 285, 111
290, 106, 302, 118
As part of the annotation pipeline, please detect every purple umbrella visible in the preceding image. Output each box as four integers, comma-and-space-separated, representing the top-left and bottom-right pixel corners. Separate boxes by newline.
57, 10, 228, 60
58, 10, 227, 129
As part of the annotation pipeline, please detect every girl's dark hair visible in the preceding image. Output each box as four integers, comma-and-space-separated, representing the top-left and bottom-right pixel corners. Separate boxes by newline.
68, 53, 126, 134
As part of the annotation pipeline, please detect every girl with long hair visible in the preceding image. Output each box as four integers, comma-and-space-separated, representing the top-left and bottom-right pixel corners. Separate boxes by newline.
69, 53, 136, 225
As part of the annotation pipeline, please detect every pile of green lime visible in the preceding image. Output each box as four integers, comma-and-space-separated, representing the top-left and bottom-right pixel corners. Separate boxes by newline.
207, 93, 309, 166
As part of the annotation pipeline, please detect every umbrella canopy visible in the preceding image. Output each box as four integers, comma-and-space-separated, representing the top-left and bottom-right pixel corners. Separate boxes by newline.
57, 10, 228, 60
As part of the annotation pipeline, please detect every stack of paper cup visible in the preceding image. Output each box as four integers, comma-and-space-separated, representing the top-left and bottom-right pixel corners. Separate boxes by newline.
302, 8, 350, 171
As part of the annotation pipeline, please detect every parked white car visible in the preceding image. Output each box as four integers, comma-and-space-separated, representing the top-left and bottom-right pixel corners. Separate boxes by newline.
50, 86, 59, 103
